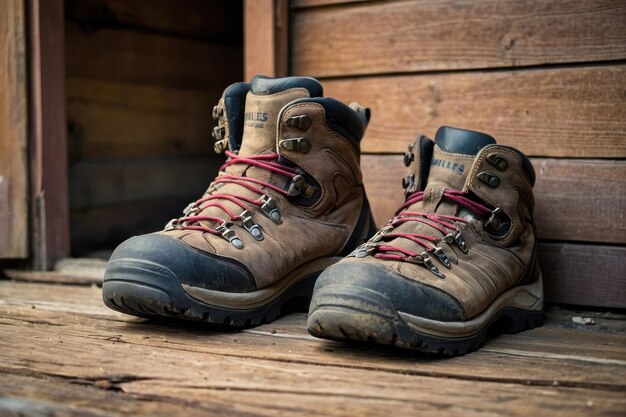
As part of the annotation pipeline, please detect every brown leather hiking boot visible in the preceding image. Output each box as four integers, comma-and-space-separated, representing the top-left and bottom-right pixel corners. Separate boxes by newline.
102, 75, 376, 326
307, 126, 543, 355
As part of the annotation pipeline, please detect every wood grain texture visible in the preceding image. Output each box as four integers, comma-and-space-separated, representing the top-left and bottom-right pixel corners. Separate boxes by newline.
324, 65, 626, 157
291, 0, 371, 8
65, 21, 243, 89
69, 197, 195, 255
65, 0, 243, 42
0, 0, 28, 258
245, 0, 289, 79
66, 78, 219, 159
0, 281, 624, 416
362, 156, 626, 244
68, 156, 219, 209
291, 0, 626, 77
541, 243, 626, 308
29, 0, 71, 269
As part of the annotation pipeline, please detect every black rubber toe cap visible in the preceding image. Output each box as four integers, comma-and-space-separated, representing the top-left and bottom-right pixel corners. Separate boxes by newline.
313, 261, 467, 321
104, 234, 256, 293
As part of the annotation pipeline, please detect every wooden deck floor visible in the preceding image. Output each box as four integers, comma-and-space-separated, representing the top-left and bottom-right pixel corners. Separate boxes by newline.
0, 280, 624, 416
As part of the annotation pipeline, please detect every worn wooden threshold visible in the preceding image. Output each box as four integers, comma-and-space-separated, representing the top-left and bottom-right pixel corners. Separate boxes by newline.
0, 280, 624, 416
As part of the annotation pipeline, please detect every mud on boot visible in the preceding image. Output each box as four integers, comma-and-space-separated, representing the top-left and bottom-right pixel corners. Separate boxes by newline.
307, 126, 543, 355
102, 75, 376, 326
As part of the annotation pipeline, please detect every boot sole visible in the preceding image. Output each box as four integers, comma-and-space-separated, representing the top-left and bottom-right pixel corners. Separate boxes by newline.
103, 256, 341, 327
307, 274, 544, 356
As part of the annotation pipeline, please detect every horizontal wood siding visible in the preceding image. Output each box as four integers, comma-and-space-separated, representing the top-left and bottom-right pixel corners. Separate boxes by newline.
362, 156, 626, 244
322, 66, 626, 157
292, 0, 626, 77
290, 0, 626, 307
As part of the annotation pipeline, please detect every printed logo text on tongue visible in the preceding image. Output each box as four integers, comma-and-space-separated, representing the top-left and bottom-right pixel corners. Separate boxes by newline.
245, 111, 269, 128
431, 158, 465, 176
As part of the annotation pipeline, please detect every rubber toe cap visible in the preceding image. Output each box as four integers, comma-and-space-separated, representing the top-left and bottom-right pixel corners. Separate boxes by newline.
311, 261, 467, 322
104, 234, 256, 293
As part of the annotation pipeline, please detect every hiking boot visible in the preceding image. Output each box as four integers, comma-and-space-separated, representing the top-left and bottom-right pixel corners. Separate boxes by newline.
307, 126, 543, 355
102, 75, 376, 326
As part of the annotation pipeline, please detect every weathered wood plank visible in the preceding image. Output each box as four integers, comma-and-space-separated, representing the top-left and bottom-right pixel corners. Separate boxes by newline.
5, 258, 107, 285
3, 371, 621, 417
0, 282, 624, 417
541, 243, 626, 308
69, 197, 195, 255
0, 0, 28, 258
29, 0, 71, 269
2, 282, 626, 370
65, 21, 243, 89
68, 156, 219, 209
325, 66, 626, 157
245, 0, 289, 79
291, 0, 370, 8
291, 0, 626, 77
66, 78, 219, 159
362, 156, 626, 244
65, 0, 243, 42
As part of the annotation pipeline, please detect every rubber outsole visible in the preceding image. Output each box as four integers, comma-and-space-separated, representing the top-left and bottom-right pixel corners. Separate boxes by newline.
102, 271, 319, 328
307, 285, 544, 356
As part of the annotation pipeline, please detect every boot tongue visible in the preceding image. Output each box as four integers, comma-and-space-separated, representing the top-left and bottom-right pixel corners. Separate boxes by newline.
238, 76, 323, 157
426, 126, 496, 191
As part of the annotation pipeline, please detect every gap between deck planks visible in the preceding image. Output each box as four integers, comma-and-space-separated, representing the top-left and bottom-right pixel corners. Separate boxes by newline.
0, 281, 625, 416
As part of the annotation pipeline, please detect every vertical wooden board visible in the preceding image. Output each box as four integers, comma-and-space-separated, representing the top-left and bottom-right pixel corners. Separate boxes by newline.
245, 0, 288, 79
0, 0, 28, 258
29, 0, 71, 269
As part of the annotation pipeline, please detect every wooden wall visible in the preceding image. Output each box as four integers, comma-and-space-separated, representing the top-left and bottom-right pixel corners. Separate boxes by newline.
289, 0, 626, 308
64, 0, 243, 255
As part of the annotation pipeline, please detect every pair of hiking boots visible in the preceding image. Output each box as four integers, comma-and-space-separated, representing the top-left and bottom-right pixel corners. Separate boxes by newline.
102, 75, 543, 356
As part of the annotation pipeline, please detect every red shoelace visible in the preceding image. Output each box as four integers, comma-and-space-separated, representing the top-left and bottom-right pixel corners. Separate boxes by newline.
372, 189, 492, 262
169, 150, 297, 236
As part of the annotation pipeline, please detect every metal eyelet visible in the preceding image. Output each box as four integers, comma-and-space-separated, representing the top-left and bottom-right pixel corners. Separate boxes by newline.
260, 196, 282, 224
369, 225, 393, 243
287, 174, 315, 198
477, 172, 500, 187
216, 223, 243, 249
279, 137, 311, 153
432, 247, 452, 269
212, 105, 223, 120
401, 174, 415, 190
486, 153, 509, 171
164, 218, 179, 231
286, 115, 311, 130
240, 210, 263, 241
349, 242, 376, 258
421, 252, 446, 279
212, 126, 225, 140
183, 202, 199, 216
453, 231, 469, 254
404, 144, 415, 167
214, 138, 228, 154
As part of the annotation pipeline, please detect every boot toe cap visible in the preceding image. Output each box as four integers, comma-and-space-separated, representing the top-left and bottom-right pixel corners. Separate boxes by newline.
311, 261, 466, 322
104, 233, 256, 295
